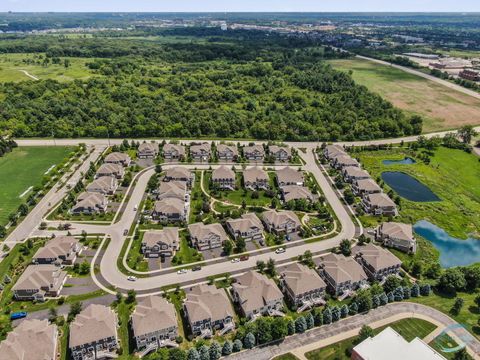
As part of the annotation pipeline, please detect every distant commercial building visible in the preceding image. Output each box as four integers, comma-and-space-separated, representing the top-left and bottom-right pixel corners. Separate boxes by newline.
459, 69, 480, 81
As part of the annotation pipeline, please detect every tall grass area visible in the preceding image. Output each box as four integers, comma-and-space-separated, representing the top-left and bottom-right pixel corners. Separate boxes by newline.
0, 146, 74, 225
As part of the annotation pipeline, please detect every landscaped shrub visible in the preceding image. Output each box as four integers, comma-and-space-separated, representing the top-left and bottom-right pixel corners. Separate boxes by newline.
199, 345, 210, 360
394, 286, 404, 301
295, 316, 307, 333
340, 304, 349, 318
380, 292, 389, 306
331, 306, 340, 322
188, 348, 200, 360
244, 332, 256, 349
349, 302, 358, 315
209, 341, 222, 360
420, 283, 431, 296
232, 339, 243, 352
222, 341, 232, 356
306, 313, 314, 329
322, 307, 332, 324
411, 283, 420, 297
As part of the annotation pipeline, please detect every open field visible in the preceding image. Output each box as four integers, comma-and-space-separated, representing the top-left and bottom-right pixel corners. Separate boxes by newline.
0, 146, 73, 225
356, 146, 480, 240
328, 58, 480, 133
0, 53, 95, 83
305, 318, 437, 360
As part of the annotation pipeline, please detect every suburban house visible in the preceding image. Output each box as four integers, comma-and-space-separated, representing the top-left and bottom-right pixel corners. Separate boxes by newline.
157, 181, 187, 201
262, 210, 302, 235
164, 167, 192, 186
86, 176, 118, 195
69, 304, 118, 360
217, 144, 238, 161
188, 222, 228, 250
211, 166, 236, 190
183, 284, 235, 338
351, 327, 446, 360
279, 185, 314, 203
276, 167, 304, 186
0, 319, 58, 360
243, 166, 269, 190
316, 253, 368, 297
131, 296, 178, 352
152, 198, 186, 222
342, 167, 371, 183
190, 143, 211, 161
376, 222, 417, 253
71, 192, 108, 215
138, 142, 159, 159
104, 152, 131, 167
352, 178, 382, 196
231, 271, 284, 319
12, 264, 67, 301
332, 154, 360, 170
269, 145, 291, 162
226, 213, 264, 242
141, 228, 180, 258
95, 163, 125, 179
323, 144, 346, 160
352, 243, 402, 281
362, 193, 398, 216
243, 145, 265, 161
33, 235, 81, 265
279, 263, 326, 311
163, 143, 186, 161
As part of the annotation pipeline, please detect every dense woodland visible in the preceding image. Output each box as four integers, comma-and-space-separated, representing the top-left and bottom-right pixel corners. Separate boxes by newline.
0, 30, 422, 140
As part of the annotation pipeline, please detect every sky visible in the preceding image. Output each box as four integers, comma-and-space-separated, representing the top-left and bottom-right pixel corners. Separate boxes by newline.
1, 0, 480, 13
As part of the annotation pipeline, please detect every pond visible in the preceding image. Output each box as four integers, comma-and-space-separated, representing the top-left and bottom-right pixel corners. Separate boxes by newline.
382, 157, 416, 165
381, 171, 440, 202
414, 220, 480, 268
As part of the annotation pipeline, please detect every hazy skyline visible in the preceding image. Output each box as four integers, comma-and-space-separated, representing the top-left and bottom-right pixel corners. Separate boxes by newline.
1, 0, 480, 13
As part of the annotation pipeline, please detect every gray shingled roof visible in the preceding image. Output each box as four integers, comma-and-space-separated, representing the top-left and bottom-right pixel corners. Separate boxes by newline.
69, 304, 117, 348
352, 243, 402, 271
281, 263, 326, 296
131, 296, 177, 338
184, 284, 234, 323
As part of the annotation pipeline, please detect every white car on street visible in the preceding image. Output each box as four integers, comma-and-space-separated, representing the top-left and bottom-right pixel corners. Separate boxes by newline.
231, 258, 240, 263
127, 276, 137, 281
177, 269, 187, 275
275, 247, 286, 254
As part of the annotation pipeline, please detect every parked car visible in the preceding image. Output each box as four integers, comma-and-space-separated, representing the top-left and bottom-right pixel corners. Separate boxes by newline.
240, 255, 249, 261
177, 269, 187, 275
192, 266, 201, 272
123, 229, 128, 236
127, 276, 137, 281
231, 258, 240, 263
134, 204, 138, 211
275, 247, 286, 254
10, 312, 27, 320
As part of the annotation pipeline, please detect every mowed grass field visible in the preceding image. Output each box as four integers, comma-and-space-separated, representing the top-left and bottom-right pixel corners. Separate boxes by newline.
305, 318, 437, 360
0, 146, 73, 225
328, 58, 480, 133
0, 53, 95, 83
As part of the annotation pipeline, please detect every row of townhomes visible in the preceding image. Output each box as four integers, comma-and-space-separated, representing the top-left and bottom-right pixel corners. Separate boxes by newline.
4, 243, 403, 359
12, 235, 82, 301
323, 145, 398, 216
151, 167, 192, 223
71, 151, 131, 215
163, 142, 293, 162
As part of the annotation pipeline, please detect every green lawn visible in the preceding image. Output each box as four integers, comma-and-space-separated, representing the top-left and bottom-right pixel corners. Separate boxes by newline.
0, 146, 74, 225
328, 58, 480, 133
172, 231, 203, 266
0, 53, 95, 83
356, 146, 480, 240
272, 354, 300, 360
305, 318, 437, 360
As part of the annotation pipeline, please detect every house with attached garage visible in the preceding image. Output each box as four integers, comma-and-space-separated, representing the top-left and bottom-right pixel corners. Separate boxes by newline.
71, 192, 108, 215
217, 144, 238, 161
95, 163, 125, 179
33, 235, 81, 265
104, 152, 131, 167
376, 222, 417, 254
131, 296, 178, 352
86, 176, 118, 195
190, 143, 211, 161
69, 304, 118, 360
280, 185, 314, 203
231, 270, 284, 320
332, 154, 360, 170
138, 142, 159, 159
315, 253, 368, 297
279, 263, 326, 310
12, 264, 68, 301
188, 222, 229, 250
141, 228, 180, 258
152, 198, 186, 222
226, 213, 264, 242
269, 145, 292, 162
342, 167, 371, 183
352, 243, 402, 281
276, 167, 304, 186
164, 167, 193, 186
0, 319, 58, 360
211, 166, 236, 190
352, 178, 382, 196
362, 193, 398, 216
163, 143, 186, 161
323, 144, 346, 161
157, 181, 188, 202
243, 166, 269, 190
261, 210, 302, 235
183, 284, 235, 338
243, 145, 265, 161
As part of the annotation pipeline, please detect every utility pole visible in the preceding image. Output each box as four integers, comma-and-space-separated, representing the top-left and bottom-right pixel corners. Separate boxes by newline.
52, 130, 56, 146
